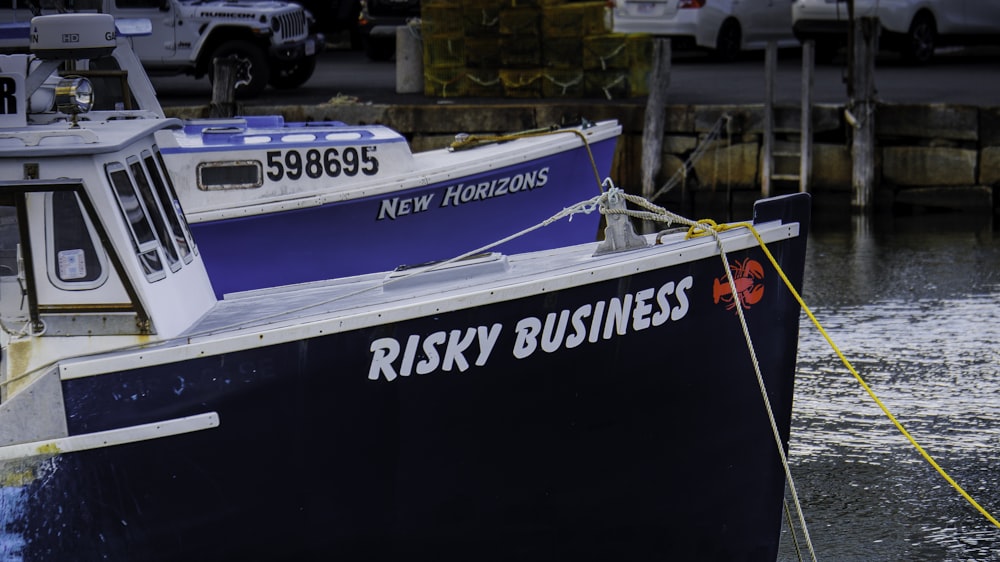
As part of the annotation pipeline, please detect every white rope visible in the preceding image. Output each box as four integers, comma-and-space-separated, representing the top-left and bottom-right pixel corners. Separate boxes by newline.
600, 179, 699, 231
708, 227, 818, 562
179, 189, 608, 340
649, 113, 731, 202
598, 180, 818, 560
0, 317, 33, 337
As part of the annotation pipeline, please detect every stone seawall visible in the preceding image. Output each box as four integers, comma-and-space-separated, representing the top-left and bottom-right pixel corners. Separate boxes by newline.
164, 101, 1000, 218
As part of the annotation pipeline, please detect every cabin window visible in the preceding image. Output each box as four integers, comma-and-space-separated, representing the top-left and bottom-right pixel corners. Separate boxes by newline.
128, 156, 181, 272
45, 191, 108, 289
0, 205, 18, 279
145, 149, 194, 263
106, 162, 165, 281
0, 202, 23, 320
196, 161, 264, 191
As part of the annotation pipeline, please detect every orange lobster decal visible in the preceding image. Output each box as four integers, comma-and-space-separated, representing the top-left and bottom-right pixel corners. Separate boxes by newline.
713, 258, 765, 311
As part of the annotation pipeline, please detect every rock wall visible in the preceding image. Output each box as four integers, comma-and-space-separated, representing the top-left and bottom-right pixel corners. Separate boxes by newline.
165, 101, 1000, 217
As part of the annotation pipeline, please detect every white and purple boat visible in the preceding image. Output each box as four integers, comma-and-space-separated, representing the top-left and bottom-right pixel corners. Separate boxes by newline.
1, 14, 811, 562
159, 115, 621, 296
1, 15, 621, 298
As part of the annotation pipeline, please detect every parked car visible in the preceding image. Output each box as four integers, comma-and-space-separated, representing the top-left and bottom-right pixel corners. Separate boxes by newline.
296, 0, 361, 39
791, 0, 1000, 64
0, 0, 321, 97
358, 0, 420, 60
611, 0, 799, 60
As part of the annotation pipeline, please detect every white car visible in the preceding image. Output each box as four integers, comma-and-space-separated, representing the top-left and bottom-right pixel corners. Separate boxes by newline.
612, 0, 799, 60
792, 0, 1000, 63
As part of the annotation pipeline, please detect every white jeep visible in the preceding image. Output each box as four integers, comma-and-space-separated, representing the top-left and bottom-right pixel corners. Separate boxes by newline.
2, 0, 322, 97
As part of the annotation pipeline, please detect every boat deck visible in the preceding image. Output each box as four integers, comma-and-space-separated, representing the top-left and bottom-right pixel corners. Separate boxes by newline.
186, 218, 795, 340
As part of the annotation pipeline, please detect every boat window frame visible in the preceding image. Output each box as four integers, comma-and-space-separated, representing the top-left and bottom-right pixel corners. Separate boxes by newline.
0, 197, 25, 325
43, 190, 110, 291
127, 154, 182, 273
105, 160, 166, 283
0, 179, 151, 335
147, 146, 197, 263
196, 160, 265, 191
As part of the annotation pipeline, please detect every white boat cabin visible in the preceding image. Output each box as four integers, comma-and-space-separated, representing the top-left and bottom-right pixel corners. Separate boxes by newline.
0, 14, 215, 395
157, 117, 420, 217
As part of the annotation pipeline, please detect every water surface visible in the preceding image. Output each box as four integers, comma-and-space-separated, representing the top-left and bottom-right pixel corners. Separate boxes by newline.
777, 213, 1000, 561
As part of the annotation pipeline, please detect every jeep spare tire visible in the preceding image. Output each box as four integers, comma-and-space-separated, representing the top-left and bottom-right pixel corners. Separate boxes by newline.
209, 40, 270, 98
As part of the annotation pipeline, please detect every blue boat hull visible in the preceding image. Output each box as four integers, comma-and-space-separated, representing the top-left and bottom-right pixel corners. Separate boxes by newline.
6, 196, 809, 562
190, 137, 617, 296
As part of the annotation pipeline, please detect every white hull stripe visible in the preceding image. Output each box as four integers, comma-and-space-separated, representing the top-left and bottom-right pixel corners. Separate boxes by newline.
59, 222, 799, 380
0, 412, 220, 462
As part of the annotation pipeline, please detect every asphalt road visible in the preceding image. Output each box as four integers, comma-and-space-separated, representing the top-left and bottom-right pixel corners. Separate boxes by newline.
150, 43, 1000, 108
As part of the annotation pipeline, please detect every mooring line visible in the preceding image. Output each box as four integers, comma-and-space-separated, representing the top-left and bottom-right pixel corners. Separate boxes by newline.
736, 221, 1000, 531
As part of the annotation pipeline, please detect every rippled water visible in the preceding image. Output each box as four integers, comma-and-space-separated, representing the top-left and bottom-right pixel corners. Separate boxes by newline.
776, 213, 1000, 561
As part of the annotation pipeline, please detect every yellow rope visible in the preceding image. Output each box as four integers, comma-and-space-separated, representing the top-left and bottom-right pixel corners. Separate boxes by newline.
704, 220, 1000, 531
707, 222, 818, 562
449, 127, 605, 195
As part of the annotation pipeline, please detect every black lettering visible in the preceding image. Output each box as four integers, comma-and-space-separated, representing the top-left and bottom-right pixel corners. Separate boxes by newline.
305, 149, 323, 179
361, 146, 379, 175
266, 150, 283, 181
285, 150, 302, 180
324, 148, 341, 176
0, 77, 16, 115
343, 147, 359, 176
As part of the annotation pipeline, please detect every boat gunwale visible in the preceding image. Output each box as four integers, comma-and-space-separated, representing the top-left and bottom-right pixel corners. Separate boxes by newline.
56, 218, 798, 380
177, 120, 623, 221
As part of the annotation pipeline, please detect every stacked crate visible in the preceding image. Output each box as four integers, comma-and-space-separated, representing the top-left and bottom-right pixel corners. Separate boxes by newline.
422, 1, 468, 97
582, 31, 652, 98
421, 0, 652, 99
462, 0, 504, 96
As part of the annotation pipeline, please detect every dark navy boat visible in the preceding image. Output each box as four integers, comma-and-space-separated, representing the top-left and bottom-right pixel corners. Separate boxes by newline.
0, 14, 810, 562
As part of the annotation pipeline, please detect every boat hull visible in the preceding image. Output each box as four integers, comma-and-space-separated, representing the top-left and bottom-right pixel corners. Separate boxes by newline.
3, 196, 809, 562
189, 135, 617, 297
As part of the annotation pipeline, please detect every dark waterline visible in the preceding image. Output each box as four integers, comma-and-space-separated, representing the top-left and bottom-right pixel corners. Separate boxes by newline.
777, 212, 1000, 561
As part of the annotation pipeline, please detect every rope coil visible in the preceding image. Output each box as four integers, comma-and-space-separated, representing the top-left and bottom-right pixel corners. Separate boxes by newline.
449, 125, 605, 194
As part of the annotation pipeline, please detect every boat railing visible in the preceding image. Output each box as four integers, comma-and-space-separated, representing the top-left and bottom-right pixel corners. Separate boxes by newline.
0, 129, 100, 146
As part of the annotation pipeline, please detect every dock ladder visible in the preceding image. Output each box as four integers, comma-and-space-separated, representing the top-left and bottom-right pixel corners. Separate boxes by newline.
762, 41, 814, 196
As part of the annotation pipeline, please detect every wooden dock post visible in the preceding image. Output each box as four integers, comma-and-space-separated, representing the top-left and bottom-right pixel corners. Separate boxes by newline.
800, 40, 814, 193
762, 42, 777, 198
850, 16, 878, 212
210, 56, 239, 119
641, 38, 670, 234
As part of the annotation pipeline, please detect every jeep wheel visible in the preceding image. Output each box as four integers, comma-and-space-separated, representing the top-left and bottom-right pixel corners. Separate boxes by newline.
209, 40, 270, 99
270, 55, 317, 89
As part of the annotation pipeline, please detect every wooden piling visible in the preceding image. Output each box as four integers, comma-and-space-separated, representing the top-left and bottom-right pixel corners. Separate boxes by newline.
800, 40, 814, 193
641, 38, 670, 233
762, 42, 776, 198
850, 16, 878, 212
210, 56, 238, 119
